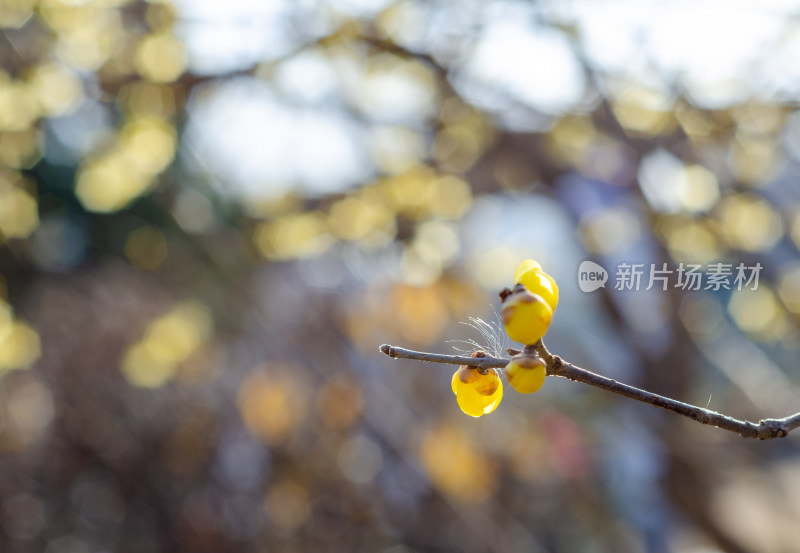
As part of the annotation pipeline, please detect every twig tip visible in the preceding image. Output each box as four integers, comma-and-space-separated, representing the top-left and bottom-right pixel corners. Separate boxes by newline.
380, 344, 394, 357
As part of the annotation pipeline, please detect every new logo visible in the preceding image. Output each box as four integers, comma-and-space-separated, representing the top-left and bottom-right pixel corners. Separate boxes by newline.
578, 261, 608, 292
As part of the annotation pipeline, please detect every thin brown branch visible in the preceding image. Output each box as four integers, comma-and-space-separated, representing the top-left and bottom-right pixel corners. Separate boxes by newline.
379, 342, 800, 440
380, 344, 507, 370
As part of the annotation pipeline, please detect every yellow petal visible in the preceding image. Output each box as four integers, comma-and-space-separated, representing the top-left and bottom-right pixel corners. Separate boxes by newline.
482, 379, 503, 414
456, 385, 489, 417
454, 369, 503, 417
518, 270, 559, 312
514, 259, 543, 284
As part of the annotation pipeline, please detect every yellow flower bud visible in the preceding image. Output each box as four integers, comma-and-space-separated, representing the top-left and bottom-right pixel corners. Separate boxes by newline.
451, 365, 503, 417
502, 285, 553, 345
505, 352, 546, 393
518, 269, 558, 313
514, 258, 543, 284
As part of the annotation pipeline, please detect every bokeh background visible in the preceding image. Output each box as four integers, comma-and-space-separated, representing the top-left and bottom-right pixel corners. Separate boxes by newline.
2, 0, 800, 552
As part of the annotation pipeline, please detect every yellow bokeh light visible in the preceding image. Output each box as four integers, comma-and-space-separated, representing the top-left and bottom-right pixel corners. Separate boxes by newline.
717, 194, 783, 253
265, 481, 311, 532
242, 193, 303, 219
428, 175, 472, 219
391, 284, 450, 345
507, 424, 549, 484
546, 115, 596, 166
376, 0, 425, 44
343, 281, 453, 350
400, 241, 443, 285
414, 219, 460, 267
777, 264, 800, 315
579, 207, 641, 254
238, 371, 306, 445
612, 86, 675, 137
38, 1, 123, 32
728, 286, 787, 342
657, 215, 722, 265
675, 103, 716, 141
435, 103, 492, 173
733, 102, 784, 136
434, 125, 482, 172
386, 166, 436, 216
125, 226, 168, 271
144, 302, 212, 364
0, 377, 54, 451
0, 321, 41, 373
120, 81, 176, 119
315, 377, 363, 430
0, 76, 39, 132
121, 341, 176, 388
0, 183, 39, 240
121, 301, 212, 388
253, 212, 333, 260
76, 115, 174, 213
54, 21, 121, 71
328, 196, 395, 244
381, 165, 474, 220
674, 165, 720, 213
0, 0, 35, 28
27, 63, 83, 117
439, 100, 493, 144
134, 32, 186, 83
75, 150, 152, 213
145, 2, 177, 31
403, 221, 460, 285
369, 125, 425, 174
419, 423, 496, 504
119, 117, 177, 175
728, 134, 779, 187
0, 300, 12, 341
0, 129, 42, 169
369, 168, 472, 222
467, 245, 529, 290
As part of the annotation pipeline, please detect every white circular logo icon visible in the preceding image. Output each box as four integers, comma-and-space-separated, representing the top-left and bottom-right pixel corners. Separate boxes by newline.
578, 261, 608, 292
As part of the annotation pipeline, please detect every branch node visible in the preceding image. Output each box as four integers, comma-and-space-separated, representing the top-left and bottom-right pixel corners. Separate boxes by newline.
755, 419, 790, 439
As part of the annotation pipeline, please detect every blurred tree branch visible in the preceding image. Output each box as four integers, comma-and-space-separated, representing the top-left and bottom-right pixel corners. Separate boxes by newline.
380, 342, 800, 440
